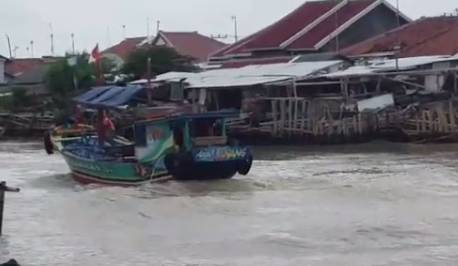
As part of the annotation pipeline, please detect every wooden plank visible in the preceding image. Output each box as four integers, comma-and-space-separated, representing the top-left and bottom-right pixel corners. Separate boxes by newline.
271, 99, 278, 137
280, 99, 286, 135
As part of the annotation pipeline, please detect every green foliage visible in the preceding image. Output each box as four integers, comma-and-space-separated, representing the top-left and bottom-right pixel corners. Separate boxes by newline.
45, 52, 114, 112
0, 86, 30, 111
122, 46, 198, 78
0, 95, 12, 111
11, 86, 27, 105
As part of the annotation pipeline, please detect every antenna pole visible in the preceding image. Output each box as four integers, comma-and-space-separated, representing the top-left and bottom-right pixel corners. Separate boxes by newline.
156, 20, 160, 34
231, 16, 238, 42
71, 33, 75, 54
122, 25, 126, 38
48, 23, 54, 55
30, 40, 34, 57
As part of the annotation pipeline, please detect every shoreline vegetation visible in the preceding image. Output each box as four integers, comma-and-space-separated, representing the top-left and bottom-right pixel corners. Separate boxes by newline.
0, 46, 198, 141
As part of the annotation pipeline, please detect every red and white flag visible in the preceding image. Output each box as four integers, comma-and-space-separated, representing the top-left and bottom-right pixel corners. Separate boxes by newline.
88, 44, 101, 63
89, 43, 103, 85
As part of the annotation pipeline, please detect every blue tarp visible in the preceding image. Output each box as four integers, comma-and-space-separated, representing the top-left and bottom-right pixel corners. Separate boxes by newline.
73, 85, 145, 109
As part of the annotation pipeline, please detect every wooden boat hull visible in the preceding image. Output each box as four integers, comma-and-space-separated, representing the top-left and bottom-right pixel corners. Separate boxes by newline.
61, 151, 172, 186
70, 171, 169, 186
46, 125, 172, 186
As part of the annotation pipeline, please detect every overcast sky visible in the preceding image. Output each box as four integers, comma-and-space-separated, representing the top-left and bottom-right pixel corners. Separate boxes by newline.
1, 0, 457, 58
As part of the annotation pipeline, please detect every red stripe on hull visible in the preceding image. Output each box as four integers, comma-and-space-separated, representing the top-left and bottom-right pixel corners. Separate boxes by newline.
70, 171, 172, 187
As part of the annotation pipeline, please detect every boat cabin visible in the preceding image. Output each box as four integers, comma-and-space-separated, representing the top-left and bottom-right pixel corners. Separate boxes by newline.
133, 109, 239, 162
56, 85, 243, 165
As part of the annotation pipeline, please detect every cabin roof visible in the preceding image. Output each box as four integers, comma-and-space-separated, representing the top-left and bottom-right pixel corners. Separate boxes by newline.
74, 85, 145, 110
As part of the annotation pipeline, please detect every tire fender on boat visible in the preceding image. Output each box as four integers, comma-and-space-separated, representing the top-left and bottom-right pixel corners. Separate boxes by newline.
165, 153, 188, 177
237, 153, 253, 175
43, 131, 54, 155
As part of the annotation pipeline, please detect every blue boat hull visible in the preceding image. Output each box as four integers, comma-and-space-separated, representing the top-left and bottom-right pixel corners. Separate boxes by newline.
164, 147, 253, 180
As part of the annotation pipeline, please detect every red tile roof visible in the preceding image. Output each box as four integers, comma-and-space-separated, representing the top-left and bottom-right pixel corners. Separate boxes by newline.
4, 58, 45, 76
211, 0, 392, 58
286, 1, 372, 49
217, 56, 293, 68
102, 37, 145, 60
210, 31, 266, 58
401, 22, 458, 57
341, 16, 458, 57
158, 31, 226, 62
243, 1, 336, 50
102, 32, 226, 63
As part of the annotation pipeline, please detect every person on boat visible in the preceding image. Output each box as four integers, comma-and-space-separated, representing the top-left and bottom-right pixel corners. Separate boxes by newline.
102, 111, 116, 146
171, 123, 185, 151
72, 105, 82, 128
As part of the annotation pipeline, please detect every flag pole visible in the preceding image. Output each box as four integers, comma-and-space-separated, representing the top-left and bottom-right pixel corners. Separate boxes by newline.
90, 44, 103, 86
96, 60, 103, 86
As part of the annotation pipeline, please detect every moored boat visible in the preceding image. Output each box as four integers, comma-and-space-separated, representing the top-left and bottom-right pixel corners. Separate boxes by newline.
44, 85, 253, 186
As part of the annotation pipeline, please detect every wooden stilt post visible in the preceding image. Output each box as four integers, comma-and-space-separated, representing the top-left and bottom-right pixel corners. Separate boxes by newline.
0, 181, 20, 236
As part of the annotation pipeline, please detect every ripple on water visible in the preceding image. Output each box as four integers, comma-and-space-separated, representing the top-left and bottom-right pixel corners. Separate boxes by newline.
1, 143, 458, 265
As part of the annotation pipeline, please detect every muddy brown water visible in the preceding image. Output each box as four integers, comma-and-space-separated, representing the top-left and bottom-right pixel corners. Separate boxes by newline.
0, 142, 458, 265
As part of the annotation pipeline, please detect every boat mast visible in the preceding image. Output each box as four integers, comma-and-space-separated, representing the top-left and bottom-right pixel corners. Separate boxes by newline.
146, 57, 152, 105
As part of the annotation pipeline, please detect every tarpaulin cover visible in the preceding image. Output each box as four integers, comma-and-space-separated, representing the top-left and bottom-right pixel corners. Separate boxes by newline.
73, 85, 145, 109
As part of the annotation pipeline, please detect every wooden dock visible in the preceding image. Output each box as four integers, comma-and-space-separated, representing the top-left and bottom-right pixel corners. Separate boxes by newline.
0, 113, 54, 138
220, 60, 458, 145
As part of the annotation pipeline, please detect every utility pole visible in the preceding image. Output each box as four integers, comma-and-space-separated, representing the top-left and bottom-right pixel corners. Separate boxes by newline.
334, 5, 339, 52
106, 27, 111, 47
395, 0, 400, 70
4, 35, 12, 58
156, 20, 160, 34
147, 17, 150, 37
48, 23, 54, 55
71, 33, 75, 54
231, 16, 238, 42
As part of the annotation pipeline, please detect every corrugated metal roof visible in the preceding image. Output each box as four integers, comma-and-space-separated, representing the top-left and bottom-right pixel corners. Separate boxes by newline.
325, 56, 456, 78
132, 60, 343, 88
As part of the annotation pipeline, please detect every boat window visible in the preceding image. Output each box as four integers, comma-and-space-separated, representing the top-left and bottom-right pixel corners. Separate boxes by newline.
134, 124, 147, 146
189, 118, 220, 137
172, 125, 184, 149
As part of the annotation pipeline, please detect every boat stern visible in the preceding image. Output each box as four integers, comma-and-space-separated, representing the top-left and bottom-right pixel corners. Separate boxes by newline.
164, 146, 253, 180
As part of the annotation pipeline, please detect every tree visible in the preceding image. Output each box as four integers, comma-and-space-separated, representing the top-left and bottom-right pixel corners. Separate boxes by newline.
0, 87, 29, 112
122, 46, 198, 79
11, 86, 27, 107
45, 52, 113, 112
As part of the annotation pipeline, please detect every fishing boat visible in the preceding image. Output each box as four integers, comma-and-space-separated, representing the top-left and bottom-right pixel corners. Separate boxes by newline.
43, 85, 253, 186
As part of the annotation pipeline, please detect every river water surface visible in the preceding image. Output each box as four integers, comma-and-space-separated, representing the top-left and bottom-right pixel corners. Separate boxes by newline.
0, 142, 458, 265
